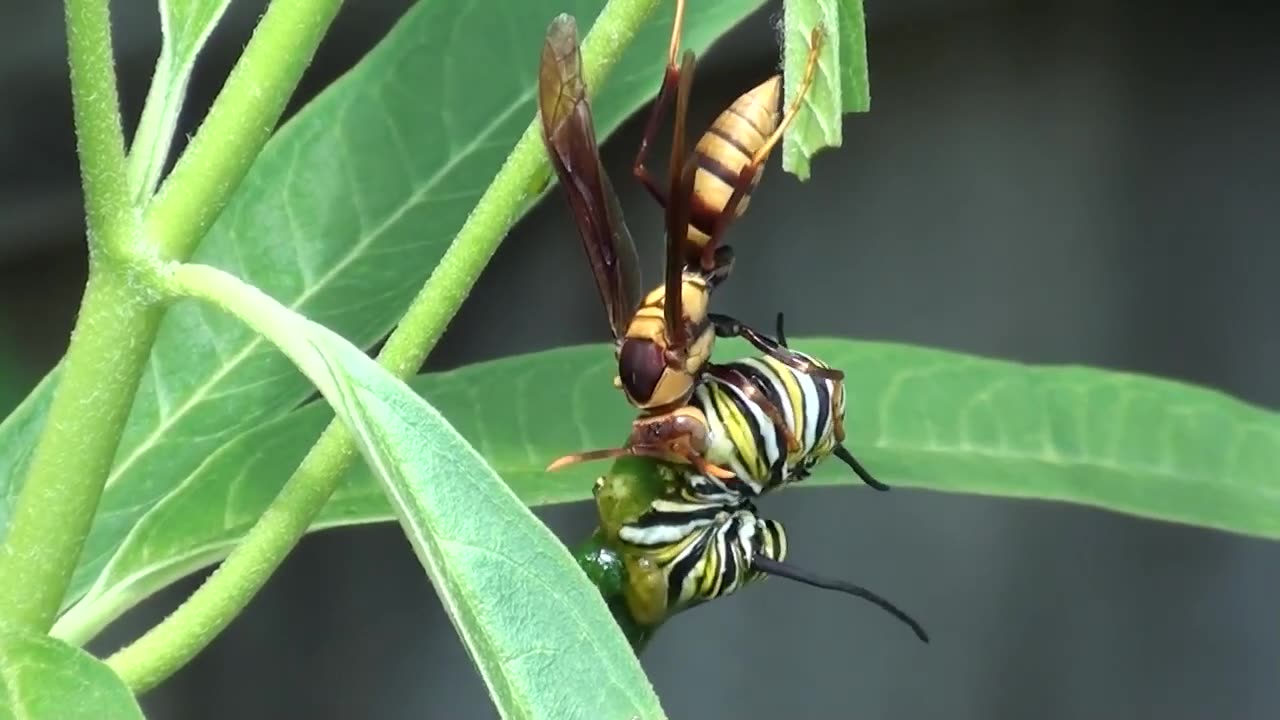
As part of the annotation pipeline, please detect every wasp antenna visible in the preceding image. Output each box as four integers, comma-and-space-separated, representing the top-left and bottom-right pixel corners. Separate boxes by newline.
751, 556, 928, 643
546, 447, 633, 472
833, 444, 889, 491
775, 312, 788, 347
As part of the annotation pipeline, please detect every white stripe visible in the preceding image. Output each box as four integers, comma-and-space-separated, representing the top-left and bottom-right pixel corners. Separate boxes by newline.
719, 371, 782, 473
695, 383, 754, 481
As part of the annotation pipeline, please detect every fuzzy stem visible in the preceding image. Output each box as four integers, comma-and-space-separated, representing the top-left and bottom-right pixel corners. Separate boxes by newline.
105, 0, 662, 693
0, 0, 152, 632
144, 0, 343, 259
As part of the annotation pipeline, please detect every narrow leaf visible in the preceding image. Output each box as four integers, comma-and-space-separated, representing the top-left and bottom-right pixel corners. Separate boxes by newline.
837, 0, 870, 113
0, 623, 144, 720
781, 0, 872, 177
0, 370, 58, 545
56, 340, 1280, 643
0, 0, 767, 615
781, 0, 841, 179
168, 264, 664, 719
127, 0, 234, 200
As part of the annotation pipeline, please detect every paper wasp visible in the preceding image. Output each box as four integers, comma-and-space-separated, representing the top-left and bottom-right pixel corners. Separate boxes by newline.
538, 2, 856, 479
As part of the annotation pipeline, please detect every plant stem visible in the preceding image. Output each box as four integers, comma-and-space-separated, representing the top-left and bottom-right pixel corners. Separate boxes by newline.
144, 0, 343, 260
105, 0, 662, 693
0, 0, 150, 632
61, 0, 135, 262
2, 0, 349, 633
127, 0, 236, 204
0, 276, 161, 632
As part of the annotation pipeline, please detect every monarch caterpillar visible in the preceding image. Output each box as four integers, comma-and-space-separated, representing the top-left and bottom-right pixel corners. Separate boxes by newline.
558, 313, 889, 498
588, 458, 927, 643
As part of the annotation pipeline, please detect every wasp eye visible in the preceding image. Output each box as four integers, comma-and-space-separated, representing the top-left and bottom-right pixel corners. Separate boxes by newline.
617, 339, 664, 403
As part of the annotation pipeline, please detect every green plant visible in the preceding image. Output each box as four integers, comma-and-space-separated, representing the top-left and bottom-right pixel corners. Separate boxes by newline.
0, 0, 1276, 717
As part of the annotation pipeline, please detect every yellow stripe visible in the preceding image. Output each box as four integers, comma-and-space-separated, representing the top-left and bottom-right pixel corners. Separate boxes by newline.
650, 532, 696, 565
762, 356, 806, 461
710, 384, 767, 480
696, 537, 720, 600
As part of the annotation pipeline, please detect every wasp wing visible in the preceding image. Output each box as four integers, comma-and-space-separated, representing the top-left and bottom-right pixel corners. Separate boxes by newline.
539, 15, 642, 340
662, 49, 699, 349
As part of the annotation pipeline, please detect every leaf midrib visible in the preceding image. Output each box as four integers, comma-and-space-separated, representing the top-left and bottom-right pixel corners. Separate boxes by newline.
103, 86, 536, 492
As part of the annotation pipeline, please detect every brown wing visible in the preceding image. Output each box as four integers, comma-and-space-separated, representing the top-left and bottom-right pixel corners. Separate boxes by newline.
662, 49, 699, 349
539, 14, 642, 339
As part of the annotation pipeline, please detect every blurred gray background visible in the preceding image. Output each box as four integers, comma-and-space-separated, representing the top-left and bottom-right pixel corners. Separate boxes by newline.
2, 0, 1278, 717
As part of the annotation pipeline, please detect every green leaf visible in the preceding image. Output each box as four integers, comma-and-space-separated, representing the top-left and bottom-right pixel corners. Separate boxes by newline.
0, 623, 144, 720
0, 370, 58, 543
781, 0, 872, 178
55, 339, 1280, 643
837, 0, 870, 113
127, 0, 234, 201
166, 263, 664, 719
0, 0, 767, 615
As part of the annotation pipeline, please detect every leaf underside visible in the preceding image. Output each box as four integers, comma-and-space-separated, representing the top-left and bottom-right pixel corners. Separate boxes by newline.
56, 338, 1280, 643
1, 0, 769, 617
0, 623, 144, 720
169, 262, 665, 719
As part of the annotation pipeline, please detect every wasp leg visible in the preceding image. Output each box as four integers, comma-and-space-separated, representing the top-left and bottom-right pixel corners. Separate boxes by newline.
708, 312, 844, 381
702, 245, 736, 290
705, 364, 801, 454
633, 0, 688, 206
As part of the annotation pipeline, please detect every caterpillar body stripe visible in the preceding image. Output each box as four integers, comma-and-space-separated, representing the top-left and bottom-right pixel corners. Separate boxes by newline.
616, 491, 785, 625
689, 349, 848, 499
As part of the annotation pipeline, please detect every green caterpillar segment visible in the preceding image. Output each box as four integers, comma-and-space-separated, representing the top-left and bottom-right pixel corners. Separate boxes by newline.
583, 456, 789, 631
573, 531, 657, 651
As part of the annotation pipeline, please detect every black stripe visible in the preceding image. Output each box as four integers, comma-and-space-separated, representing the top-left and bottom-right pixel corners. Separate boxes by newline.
763, 363, 808, 459
718, 380, 771, 474
628, 503, 721, 531
729, 361, 792, 475
813, 376, 831, 443
716, 522, 739, 597
763, 519, 786, 561
734, 361, 787, 412
667, 528, 713, 609
696, 152, 744, 191
727, 105, 769, 138
707, 124, 754, 158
